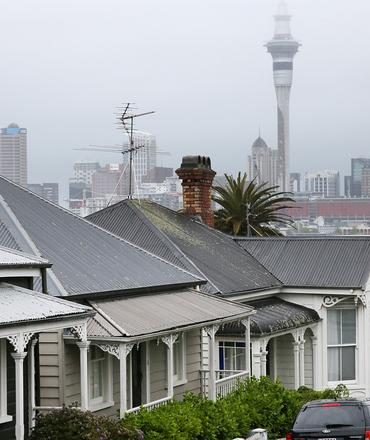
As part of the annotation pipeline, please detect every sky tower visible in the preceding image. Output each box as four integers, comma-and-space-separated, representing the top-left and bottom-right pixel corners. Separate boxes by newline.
266, 0, 300, 191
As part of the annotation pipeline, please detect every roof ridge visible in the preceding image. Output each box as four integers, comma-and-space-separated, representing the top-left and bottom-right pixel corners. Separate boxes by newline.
0, 177, 204, 284
0, 191, 69, 296
129, 201, 220, 292
135, 200, 282, 290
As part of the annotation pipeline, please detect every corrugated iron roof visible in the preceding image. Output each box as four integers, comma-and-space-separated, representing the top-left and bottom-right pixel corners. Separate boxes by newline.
235, 237, 370, 289
87, 200, 281, 295
218, 297, 320, 337
0, 177, 203, 296
0, 246, 50, 267
0, 283, 92, 326
88, 289, 254, 338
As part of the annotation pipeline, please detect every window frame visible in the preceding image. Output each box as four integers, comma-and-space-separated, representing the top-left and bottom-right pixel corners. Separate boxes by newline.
327, 306, 357, 384
0, 339, 12, 424
173, 333, 187, 387
218, 340, 246, 372
88, 345, 114, 412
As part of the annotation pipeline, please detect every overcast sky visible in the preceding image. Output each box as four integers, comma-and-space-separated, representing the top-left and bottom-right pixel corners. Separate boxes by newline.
1, 0, 369, 200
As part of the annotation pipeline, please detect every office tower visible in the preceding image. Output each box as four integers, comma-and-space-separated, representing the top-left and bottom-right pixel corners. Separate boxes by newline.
266, 1, 300, 191
28, 183, 59, 204
123, 131, 157, 186
289, 172, 301, 193
247, 136, 278, 186
350, 158, 370, 197
344, 175, 351, 197
91, 163, 127, 198
0, 123, 27, 186
304, 170, 340, 198
72, 161, 101, 185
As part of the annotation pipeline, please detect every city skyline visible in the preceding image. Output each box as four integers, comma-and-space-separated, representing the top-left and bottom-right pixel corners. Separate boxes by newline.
0, 0, 369, 201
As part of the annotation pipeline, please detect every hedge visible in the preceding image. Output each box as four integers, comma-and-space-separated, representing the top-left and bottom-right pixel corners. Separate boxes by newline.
30, 377, 348, 440
123, 377, 349, 440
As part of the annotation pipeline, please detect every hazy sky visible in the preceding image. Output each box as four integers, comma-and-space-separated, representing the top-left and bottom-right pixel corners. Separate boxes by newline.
1, 0, 370, 200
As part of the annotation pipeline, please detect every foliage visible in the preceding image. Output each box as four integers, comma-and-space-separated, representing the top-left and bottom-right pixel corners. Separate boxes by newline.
212, 172, 295, 236
30, 406, 142, 440
123, 377, 348, 440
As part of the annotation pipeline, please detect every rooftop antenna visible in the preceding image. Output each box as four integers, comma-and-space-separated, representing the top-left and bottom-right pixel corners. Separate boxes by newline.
118, 103, 155, 199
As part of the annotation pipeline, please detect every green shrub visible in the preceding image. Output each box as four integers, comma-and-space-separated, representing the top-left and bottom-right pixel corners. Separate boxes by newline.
30, 406, 142, 440
123, 378, 349, 440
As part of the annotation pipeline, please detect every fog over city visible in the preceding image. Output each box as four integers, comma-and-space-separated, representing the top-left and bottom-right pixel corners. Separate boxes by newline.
0, 0, 369, 199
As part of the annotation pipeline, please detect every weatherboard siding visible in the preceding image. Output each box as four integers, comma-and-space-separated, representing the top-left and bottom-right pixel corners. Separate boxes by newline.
39, 332, 63, 406
64, 343, 81, 407
275, 334, 295, 389
304, 334, 313, 388
174, 329, 202, 398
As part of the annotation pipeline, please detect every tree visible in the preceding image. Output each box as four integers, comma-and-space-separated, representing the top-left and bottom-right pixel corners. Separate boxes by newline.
212, 172, 295, 236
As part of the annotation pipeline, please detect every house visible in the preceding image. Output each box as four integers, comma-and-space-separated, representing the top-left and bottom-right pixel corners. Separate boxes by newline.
0, 247, 93, 440
87, 155, 370, 397
234, 236, 370, 397
0, 175, 255, 439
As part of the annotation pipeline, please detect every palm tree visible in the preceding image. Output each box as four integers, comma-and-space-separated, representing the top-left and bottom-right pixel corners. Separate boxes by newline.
212, 172, 295, 236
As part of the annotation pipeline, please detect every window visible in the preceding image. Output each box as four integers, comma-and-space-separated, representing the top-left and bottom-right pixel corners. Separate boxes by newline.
0, 339, 12, 424
327, 308, 356, 382
88, 346, 113, 411
219, 341, 246, 371
173, 334, 186, 385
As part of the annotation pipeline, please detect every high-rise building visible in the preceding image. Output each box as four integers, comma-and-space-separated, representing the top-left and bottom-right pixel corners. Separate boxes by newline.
0, 123, 27, 187
73, 161, 100, 185
289, 172, 301, 193
91, 163, 128, 198
123, 131, 157, 187
266, 1, 300, 191
304, 170, 340, 198
28, 183, 59, 204
350, 158, 370, 197
247, 136, 278, 186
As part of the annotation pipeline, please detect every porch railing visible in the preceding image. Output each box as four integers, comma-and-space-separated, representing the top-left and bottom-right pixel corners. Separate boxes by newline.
125, 396, 172, 415
201, 369, 250, 398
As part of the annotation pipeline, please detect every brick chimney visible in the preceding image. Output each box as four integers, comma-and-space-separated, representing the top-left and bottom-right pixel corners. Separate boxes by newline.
176, 155, 216, 227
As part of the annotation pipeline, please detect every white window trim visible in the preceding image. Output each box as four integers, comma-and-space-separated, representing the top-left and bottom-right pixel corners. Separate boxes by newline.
327, 307, 357, 384
0, 339, 12, 424
218, 340, 247, 372
88, 347, 114, 412
173, 333, 187, 387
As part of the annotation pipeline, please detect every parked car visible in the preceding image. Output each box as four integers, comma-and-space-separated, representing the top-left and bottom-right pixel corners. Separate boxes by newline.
287, 399, 370, 439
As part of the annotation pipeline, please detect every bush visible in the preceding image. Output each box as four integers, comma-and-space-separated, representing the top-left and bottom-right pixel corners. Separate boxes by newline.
123, 378, 349, 440
31, 380, 349, 440
30, 406, 142, 440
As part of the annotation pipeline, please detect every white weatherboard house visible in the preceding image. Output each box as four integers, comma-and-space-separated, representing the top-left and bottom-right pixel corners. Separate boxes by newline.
0, 176, 255, 440
0, 247, 92, 440
233, 237, 370, 396
87, 199, 370, 397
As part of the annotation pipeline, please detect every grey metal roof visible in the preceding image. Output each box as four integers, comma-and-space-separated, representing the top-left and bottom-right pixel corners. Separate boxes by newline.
0, 246, 50, 267
218, 297, 320, 337
87, 288, 254, 338
235, 236, 370, 289
87, 200, 281, 295
0, 177, 202, 296
0, 283, 92, 326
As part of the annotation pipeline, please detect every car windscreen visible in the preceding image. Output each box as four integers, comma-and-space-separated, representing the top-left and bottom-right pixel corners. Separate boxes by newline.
294, 404, 364, 429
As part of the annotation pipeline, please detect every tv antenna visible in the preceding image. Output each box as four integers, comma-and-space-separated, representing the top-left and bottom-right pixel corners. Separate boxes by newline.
74, 103, 156, 200
118, 103, 155, 199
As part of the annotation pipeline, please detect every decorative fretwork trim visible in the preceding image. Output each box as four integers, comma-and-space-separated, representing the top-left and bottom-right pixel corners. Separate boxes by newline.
71, 324, 87, 342
7, 332, 35, 353
161, 334, 178, 348
203, 325, 220, 339
322, 296, 348, 308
